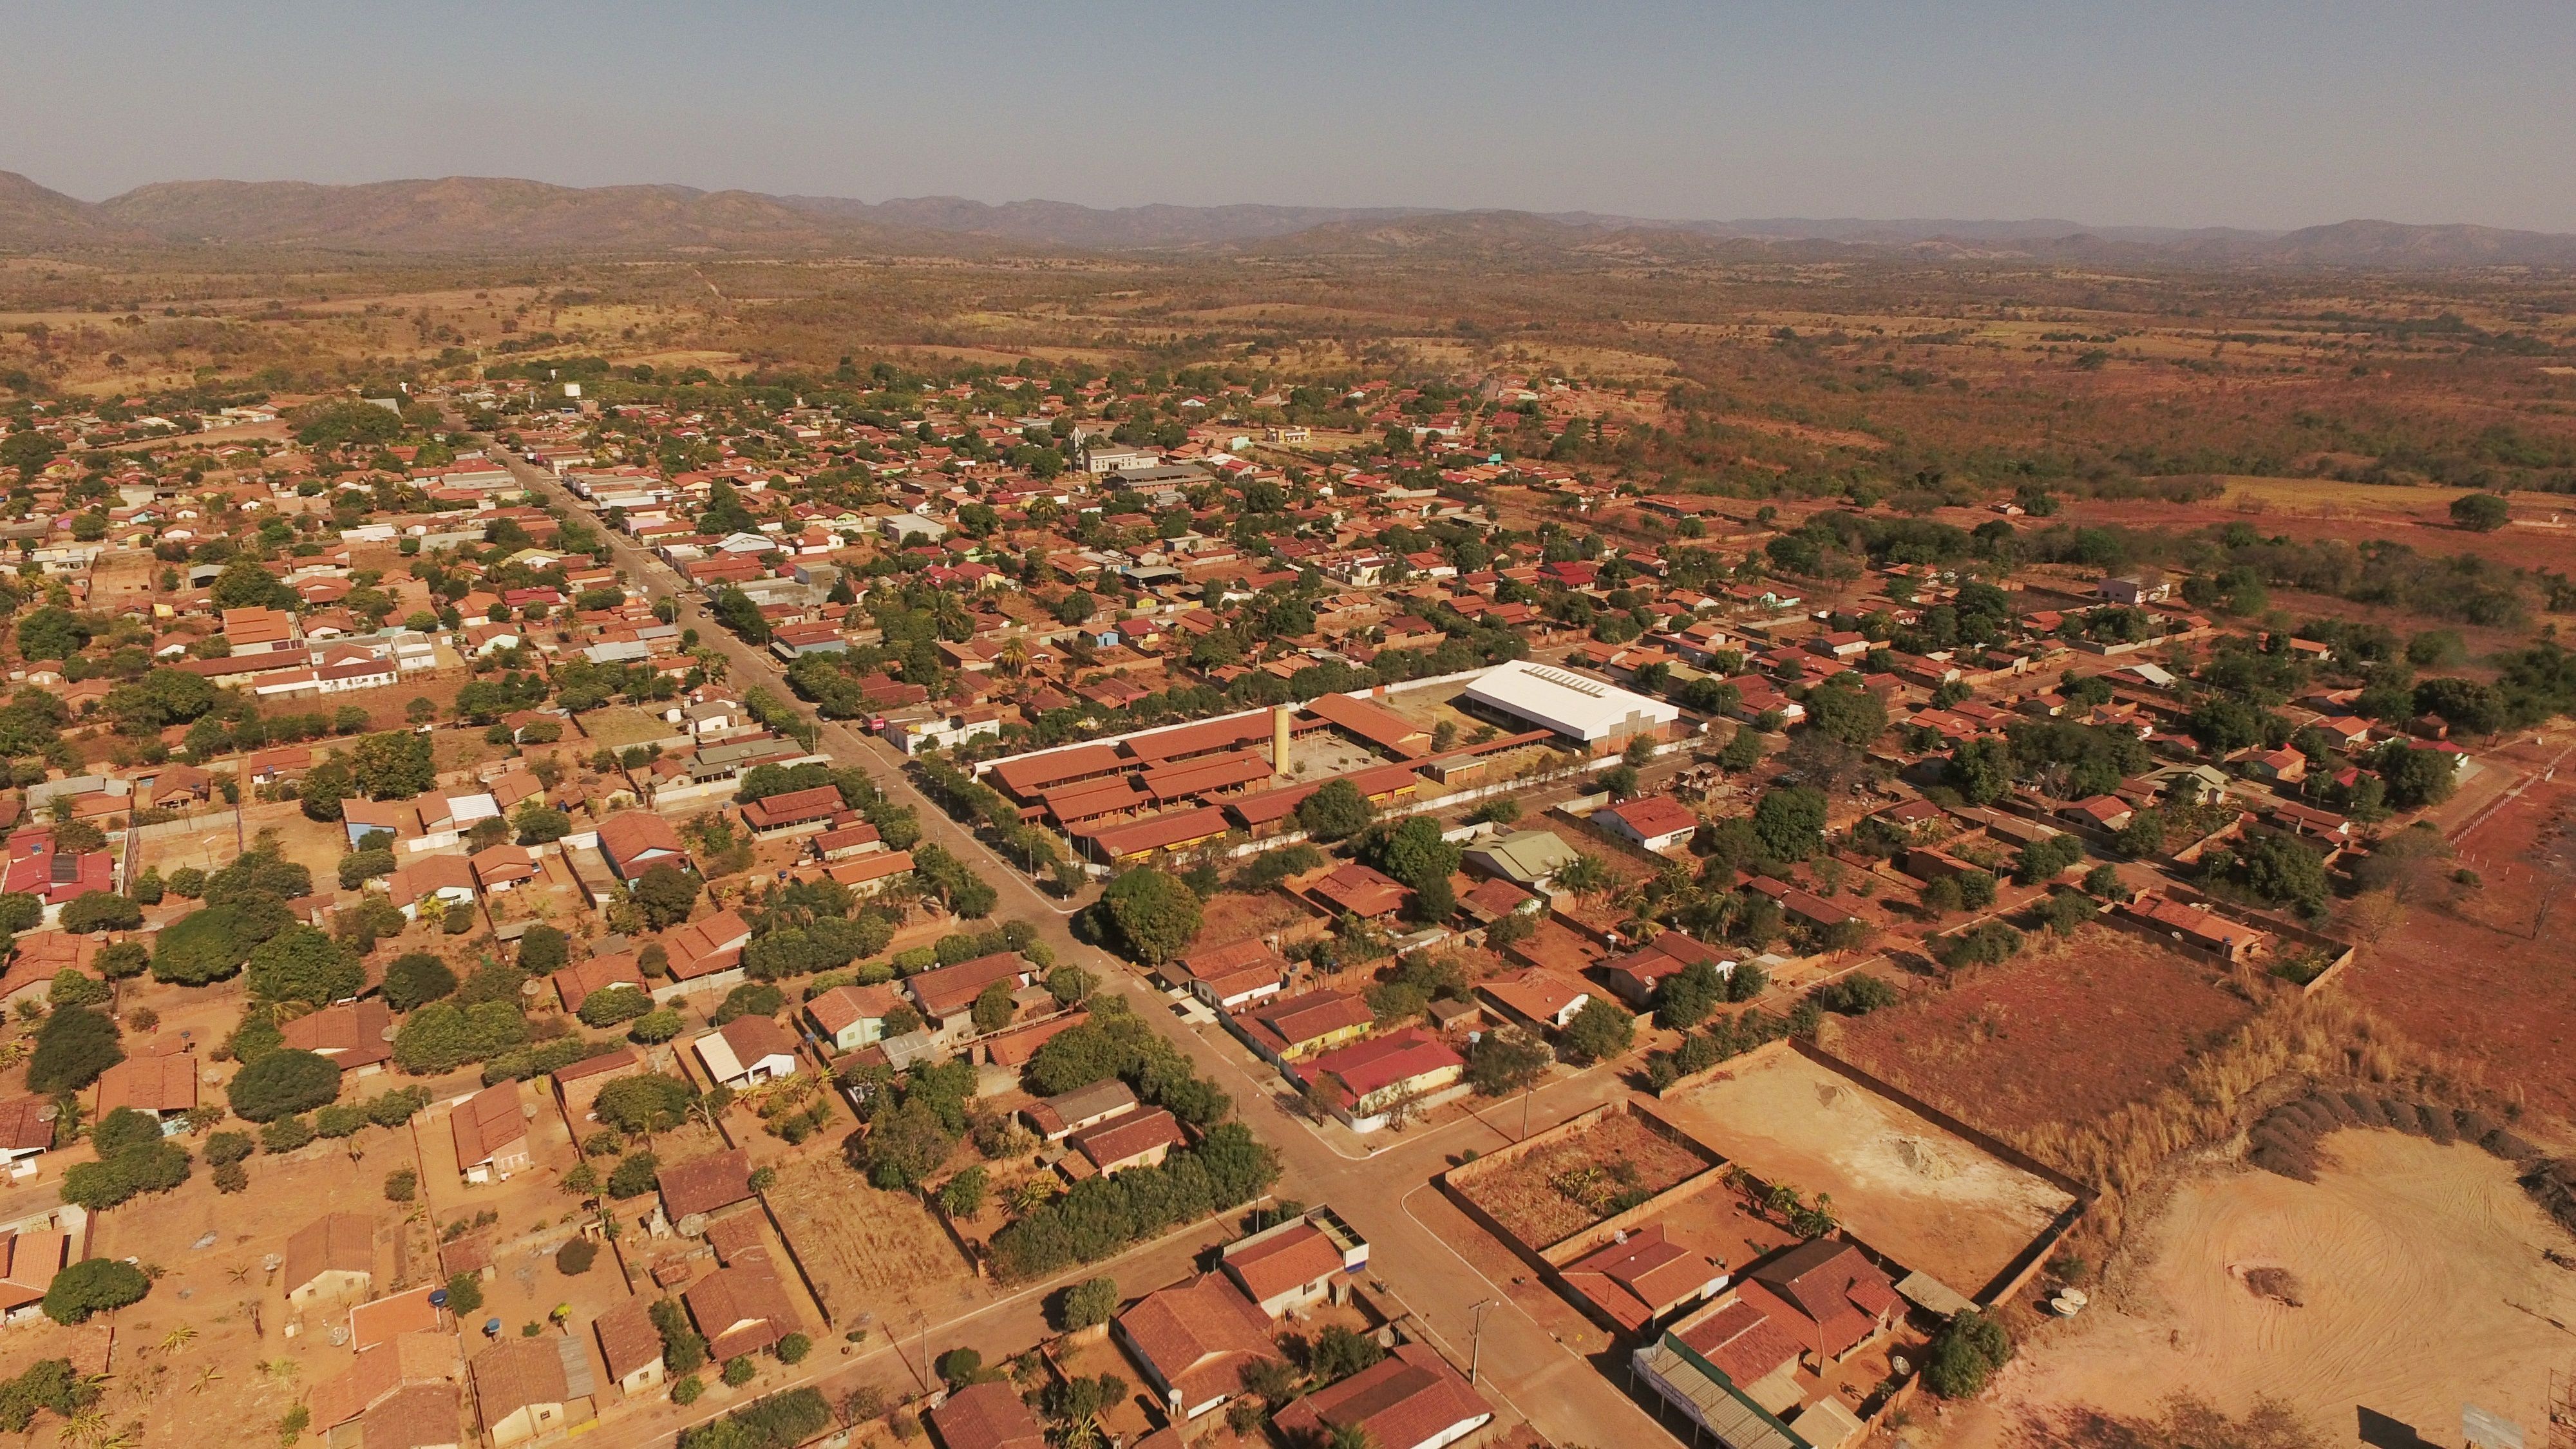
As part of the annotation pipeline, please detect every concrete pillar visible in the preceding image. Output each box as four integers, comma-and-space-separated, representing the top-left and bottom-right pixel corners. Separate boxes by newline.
1272, 704, 1293, 778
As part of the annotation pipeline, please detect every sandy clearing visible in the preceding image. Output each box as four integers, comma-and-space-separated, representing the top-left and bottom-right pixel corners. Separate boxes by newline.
1663, 1048, 2074, 1296
1965, 1132, 2576, 1449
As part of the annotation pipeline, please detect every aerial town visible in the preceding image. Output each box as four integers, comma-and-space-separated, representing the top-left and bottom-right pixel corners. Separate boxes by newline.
0, 38, 2573, 1449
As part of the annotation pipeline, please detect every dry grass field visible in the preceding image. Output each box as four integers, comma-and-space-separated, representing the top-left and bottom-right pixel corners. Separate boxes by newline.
1833, 925, 2262, 1134
2347, 761, 2576, 1131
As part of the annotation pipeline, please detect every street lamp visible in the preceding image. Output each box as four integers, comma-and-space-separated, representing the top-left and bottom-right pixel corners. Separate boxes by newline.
1469, 1298, 1495, 1385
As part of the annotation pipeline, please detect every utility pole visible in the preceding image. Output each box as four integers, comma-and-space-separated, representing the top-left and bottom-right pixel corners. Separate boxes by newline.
1521, 1077, 1535, 1141
1469, 1298, 1494, 1385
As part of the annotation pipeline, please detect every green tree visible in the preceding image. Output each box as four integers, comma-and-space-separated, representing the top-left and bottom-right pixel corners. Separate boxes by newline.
969, 982, 1015, 1036
512, 801, 572, 846
1945, 737, 2012, 805
1560, 998, 1635, 1064
1752, 786, 1828, 862
1294, 779, 1374, 842
383, 952, 458, 1010
1924, 1310, 2013, 1397
350, 730, 436, 799
1653, 959, 1726, 1030
1099, 868, 1200, 966
26, 1005, 120, 1094
1466, 1027, 1553, 1096
630, 864, 701, 929
1803, 681, 1887, 748
2448, 492, 2511, 532
55, 891, 141, 934
41, 1259, 148, 1325
1056, 1276, 1120, 1332
227, 1049, 341, 1122
299, 758, 354, 822
246, 924, 361, 1007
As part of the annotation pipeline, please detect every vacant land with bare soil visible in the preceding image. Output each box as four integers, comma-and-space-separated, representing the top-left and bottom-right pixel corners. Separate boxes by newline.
1661, 1046, 2074, 1296
760, 1149, 978, 1331
1454, 1110, 1712, 1249
1962, 1132, 2576, 1449
1835, 926, 2262, 1134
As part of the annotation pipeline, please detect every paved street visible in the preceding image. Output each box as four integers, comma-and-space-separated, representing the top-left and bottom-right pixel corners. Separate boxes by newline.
478, 435, 1674, 1446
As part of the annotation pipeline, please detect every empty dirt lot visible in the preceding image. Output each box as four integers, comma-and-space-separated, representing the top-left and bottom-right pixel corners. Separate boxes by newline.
1833, 925, 2260, 1133
1662, 1047, 2074, 1298
761, 1151, 979, 1331
1454, 1110, 1713, 1249
1962, 1131, 2576, 1449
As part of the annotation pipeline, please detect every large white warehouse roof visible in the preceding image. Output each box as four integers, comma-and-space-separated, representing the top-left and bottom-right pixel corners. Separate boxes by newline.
1460, 659, 1680, 743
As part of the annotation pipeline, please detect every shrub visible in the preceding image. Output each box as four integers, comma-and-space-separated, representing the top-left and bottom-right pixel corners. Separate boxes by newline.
57, 891, 143, 934
213, 1161, 249, 1193
1560, 998, 1635, 1064
89, 1107, 163, 1157
607, 1153, 661, 1200
444, 1273, 483, 1316
670, 1377, 704, 1406
721, 1356, 755, 1387
1815, 975, 1900, 1015
62, 1139, 190, 1210
556, 1240, 598, 1276
1055, 1276, 1119, 1332
1924, 1310, 2013, 1397
595, 1075, 694, 1134
261, 1115, 316, 1153
577, 989, 652, 1028
384, 1167, 418, 1202
42, 1258, 149, 1324
775, 1332, 811, 1365
227, 1049, 342, 1122
205, 1132, 254, 1167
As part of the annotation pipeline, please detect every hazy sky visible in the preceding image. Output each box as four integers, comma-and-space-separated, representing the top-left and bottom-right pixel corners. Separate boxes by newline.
7, 1, 2575, 230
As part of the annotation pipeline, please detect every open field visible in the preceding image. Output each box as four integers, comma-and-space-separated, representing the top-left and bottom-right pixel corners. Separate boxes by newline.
1833, 925, 2262, 1133
1964, 1132, 2576, 1449
2347, 762, 2576, 1132
1454, 1110, 1712, 1249
1661, 1047, 2075, 1297
759, 1150, 979, 1331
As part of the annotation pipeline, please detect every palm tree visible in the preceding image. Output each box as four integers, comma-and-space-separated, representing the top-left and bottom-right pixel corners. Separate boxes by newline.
997, 637, 1030, 679
157, 1325, 196, 1354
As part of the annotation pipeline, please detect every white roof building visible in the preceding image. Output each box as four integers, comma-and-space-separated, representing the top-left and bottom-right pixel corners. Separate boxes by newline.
1460, 660, 1680, 744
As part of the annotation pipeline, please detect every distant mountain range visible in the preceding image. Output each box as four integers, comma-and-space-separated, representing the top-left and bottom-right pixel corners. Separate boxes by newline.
6, 169, 2576, 268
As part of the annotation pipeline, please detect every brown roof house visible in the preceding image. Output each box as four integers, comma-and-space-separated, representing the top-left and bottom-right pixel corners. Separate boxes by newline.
471, 1334, 595, 1448
684, 1253, 800, 1361
656, 1148, 755, 1230
360, 1383, 464, 1449
1560, 1224, 1726, 1334
692, 1015, 799, 1090
1236, 989, 1374, 1065
284, 1212, 376, 1307
1743, 1239, 1900, 1367
280, 999, 395, 1076
904, 951, 1032, 1034
450, 1082, 533, 1185
1115, 1274, 1288, 1421
1065, 1107, 1184, 1180
592, 1297, 667, 1398
929, 1379, 1047, 1449
1273, 1342, 1493, 1449
1019, 1079, 1137, 1143
0, 1230, 66, 1323
0, 1098, 54, 1176
93, 1050, 198, 1121
804, 982, 904, 1054
1476, 967, 1592, 1033
308, 1331, 460, 1437
385, 854, 478, 922
596, 811, 689, 880
1219, 1208, 1368, 1318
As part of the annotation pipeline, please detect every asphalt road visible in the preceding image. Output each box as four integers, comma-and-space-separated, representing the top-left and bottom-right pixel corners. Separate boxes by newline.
477, 436, 1674, 1446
